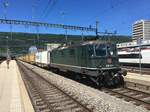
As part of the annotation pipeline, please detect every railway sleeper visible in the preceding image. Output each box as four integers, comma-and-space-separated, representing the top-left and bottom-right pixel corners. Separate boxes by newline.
55, 104, 79, 110
36, 101, 45, 106
47, 98, 70, 104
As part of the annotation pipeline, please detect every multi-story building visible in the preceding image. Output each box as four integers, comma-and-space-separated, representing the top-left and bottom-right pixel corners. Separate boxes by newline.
132, 20, 150, 41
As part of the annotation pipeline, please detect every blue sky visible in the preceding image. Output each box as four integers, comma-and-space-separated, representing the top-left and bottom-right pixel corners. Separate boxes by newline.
0, 0, 150, 36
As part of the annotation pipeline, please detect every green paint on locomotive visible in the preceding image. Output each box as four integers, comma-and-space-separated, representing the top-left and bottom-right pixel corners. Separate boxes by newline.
51, 42, 120, 69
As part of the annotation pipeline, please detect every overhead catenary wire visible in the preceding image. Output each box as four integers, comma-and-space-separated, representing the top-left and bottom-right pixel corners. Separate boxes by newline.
86, 0, 147, 35
43, 0, 58, 18
108, 2, 150, 33
31, 0, 39, 20
86, 0, 129, 25
40, 0, 54, 19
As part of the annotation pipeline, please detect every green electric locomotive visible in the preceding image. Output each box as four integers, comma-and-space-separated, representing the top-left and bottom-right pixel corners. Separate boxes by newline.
50, 41, 126, 87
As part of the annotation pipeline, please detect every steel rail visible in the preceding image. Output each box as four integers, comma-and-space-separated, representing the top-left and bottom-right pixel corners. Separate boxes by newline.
17, 61, 93, 112
102, 87, 150, 110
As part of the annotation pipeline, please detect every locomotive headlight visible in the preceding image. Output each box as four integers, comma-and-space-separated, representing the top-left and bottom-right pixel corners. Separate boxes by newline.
107, 58, 112, 64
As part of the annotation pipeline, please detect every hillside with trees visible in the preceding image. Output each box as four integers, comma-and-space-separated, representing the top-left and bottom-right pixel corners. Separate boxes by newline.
0, 32, 131, 56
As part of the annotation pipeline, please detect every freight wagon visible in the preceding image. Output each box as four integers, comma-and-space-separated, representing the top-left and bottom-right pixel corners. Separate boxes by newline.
35, 51, 50, 68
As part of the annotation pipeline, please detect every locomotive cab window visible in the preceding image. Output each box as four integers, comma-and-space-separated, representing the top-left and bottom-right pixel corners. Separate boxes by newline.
107, 44, 118, 57
88, 45, 95, 56
95, 44, 106, 56
69, 49, 75, 55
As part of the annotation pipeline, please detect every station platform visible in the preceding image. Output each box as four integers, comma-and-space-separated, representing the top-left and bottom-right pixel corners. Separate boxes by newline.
0, 60, 34, 112
124, 72, 150, 93
125, 72, 150, 86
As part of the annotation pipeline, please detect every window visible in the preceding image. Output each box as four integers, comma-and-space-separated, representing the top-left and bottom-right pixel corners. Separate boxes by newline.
89, 44, 117, 57
69, 49, 75, 55
106, 44, 117, 56
95, 44, 106, 56
60, 50, 64, 55
119, 53, 142, 59
88, 45, 95, 56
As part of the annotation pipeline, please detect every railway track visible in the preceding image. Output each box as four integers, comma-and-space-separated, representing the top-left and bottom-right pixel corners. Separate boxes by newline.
101, 87, 150, 110
17, 62, 93, 112
122, 66, 150, 75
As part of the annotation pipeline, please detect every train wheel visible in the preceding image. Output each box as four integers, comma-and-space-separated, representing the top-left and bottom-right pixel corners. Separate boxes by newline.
75, 74, 81, 81
112, 75, 124, 87
103, 72, 115, 87
118, 75, 124, 85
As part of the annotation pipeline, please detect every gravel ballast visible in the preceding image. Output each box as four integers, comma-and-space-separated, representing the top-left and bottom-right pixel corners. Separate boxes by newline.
20, 61, 150, 112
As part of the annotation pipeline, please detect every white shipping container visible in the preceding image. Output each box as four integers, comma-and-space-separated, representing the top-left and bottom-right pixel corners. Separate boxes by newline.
35, 51, 50, 65
35, 52, 41, 63
47, 43, 60, 51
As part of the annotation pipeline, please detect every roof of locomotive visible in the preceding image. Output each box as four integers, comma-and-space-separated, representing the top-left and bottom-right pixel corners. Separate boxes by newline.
53, 40, 114, 50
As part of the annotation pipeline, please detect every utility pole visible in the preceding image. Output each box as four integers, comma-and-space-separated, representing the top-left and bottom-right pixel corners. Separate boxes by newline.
36, 25, 40, 43
96, 21, 99, 38
61, 11, 68, 42
3, 0, 9, 19
139, 44, 142, 75
81, 30, 84, 41
10, 23, 13, 40
32, 4, 35, 20
6, 36, 9, 57
137, 37, 142, 75
3, 1, 10, 58
65, 28, 68, 42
